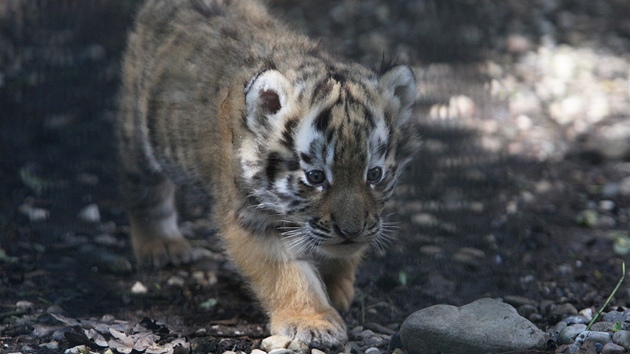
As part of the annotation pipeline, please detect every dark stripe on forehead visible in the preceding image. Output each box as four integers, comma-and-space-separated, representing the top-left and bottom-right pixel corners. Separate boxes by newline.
343, 93, 376, 128
281, 119, 298, 149
311, 79, 334, 104
300, 152, 312, 165
313, 107, 332, 132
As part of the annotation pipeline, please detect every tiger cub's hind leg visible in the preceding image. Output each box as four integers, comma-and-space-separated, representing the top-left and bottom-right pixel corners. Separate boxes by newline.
121, 171, 193, 268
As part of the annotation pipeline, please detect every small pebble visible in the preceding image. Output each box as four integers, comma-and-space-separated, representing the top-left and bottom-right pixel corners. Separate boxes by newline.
251, 350, 266, 354
39, 341, 59, 350
131, 281, 148, 294
503, 295, 538, 307
100, 314, 115, 324
365, 347, 380, 354
269, 349, 293, 354
77, 204, 101, 223
46, 305, 64, 314
562, 315, 589, 325
311, 350, 326, 354
552, 321, 567, 335
18, 202, 50, 222
517, 304, 538, 318
93, 234, 118, 246
16, 300, 34, 310
558, 323, 587, 344
579, 308, 594, 321
612, 330, 630, 349
539, 299, 555, 316
551, 303, 578, 319
260, 335, 291, 351
167, 275, 186, 287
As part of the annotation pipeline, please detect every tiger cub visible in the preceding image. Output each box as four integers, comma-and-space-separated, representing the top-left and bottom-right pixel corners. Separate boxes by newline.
118, 0, 417, 347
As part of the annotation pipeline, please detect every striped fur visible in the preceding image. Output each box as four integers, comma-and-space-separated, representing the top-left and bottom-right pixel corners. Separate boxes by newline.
118, 0, 417, 347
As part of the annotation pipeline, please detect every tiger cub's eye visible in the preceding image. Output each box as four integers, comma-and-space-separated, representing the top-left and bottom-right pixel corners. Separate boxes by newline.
366, 167, 383, 184
305, 170, 326, 186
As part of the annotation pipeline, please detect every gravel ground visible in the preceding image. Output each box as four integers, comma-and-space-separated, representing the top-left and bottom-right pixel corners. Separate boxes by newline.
1, 1, 630, 353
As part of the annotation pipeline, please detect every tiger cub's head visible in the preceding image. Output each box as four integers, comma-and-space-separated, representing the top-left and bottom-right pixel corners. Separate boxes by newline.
239, 63, 417, 258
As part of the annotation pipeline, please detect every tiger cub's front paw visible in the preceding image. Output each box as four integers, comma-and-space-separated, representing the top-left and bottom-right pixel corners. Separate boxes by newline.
271, 308, 347, 348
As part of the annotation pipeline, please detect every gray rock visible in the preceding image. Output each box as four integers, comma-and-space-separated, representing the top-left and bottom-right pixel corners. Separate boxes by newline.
603, 311, 623, 323
601, 342, 626, 354
575, 331, 612, 345
550, 303, 578, 319
517, 304, 538, 319
552, 321, 568, 336
612, 330, 630, 349
558, 324, 587, 344
589, 321, 614, 332
364, 348, 380, 354
400, 298, 546, 354
569, 331, 612, 353
562, 315, 589, 325
503, 295, 537, 307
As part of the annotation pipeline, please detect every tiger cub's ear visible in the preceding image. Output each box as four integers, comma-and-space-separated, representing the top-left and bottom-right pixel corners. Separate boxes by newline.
380, 65, 416, 125
244, 70, 293, 135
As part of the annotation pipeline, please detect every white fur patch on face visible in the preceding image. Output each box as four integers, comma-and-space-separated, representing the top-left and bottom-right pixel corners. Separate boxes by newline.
239, 139, 262, 181
295, 107, 335, 186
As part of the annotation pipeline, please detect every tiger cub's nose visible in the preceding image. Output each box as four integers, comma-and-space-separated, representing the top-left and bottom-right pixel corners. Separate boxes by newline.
333, 223, 362, 240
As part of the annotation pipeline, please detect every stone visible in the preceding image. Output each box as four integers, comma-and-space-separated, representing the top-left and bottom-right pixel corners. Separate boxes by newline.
558, 324, 587, 344
579, 308, 594, 321
400, 298, 546, 354
503, 295, 538, 307
612, 330, 630, 349
251, 350, 266, 354
364, 347, 380, 354
77, 203, 101, 223
269, 350, 292, 354
15, 300, 34, 310
575, 331, 612, 345
550, 303, 578, 319
130, 281, 148, 294
552, 321, 568, 336
517, 304, 538, 319
589, 321, 614, 332
603, 311, 623, 323
562, 315, 589, 325
260, 335, 291, 351
310, 350, 326, 354
621, 177, 630, 196
601, 342, 625, 354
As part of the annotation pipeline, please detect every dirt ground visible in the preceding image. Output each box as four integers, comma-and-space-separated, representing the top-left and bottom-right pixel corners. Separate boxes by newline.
1, 1, 630, 353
